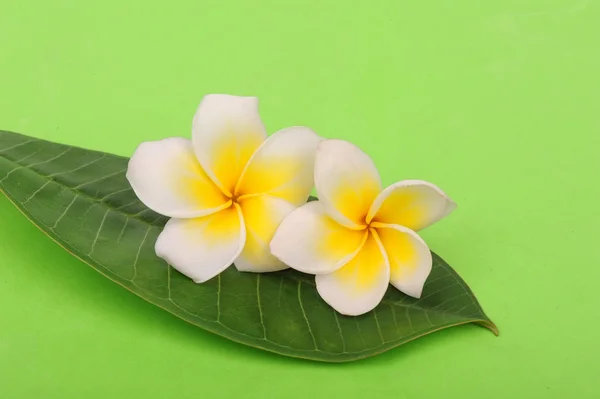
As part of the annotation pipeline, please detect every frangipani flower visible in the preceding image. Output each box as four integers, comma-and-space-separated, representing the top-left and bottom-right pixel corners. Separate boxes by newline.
270, 139, 456, 316
127, 94, 322, 283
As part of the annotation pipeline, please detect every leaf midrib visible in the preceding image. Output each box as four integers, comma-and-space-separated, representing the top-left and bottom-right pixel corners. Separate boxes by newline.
281, 265, 487, 321
0, 149, 160, 228
0, 149, 490, 326
0, 132, 498, 362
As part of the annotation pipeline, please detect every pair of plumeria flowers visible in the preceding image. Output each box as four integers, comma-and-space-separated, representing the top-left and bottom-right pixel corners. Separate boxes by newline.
127, 94, 456, 316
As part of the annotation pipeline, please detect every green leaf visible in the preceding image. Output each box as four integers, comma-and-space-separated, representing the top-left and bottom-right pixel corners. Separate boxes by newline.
0, 130, 497, 362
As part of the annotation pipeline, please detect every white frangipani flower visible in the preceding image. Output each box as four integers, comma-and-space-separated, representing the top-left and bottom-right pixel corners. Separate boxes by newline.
127, 94, 322, 282
270, 139, 456, 316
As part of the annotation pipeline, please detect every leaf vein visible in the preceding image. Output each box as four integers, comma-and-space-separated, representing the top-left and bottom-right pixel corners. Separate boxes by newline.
0, 138, 35, 153
22, 180, 52, 204
72, 168, 126, 190
132, 226, 151, 280
46, 154, 107, 178
256, 274, 267, 339
373, 308, 385, 343
297, 281, 318, 350
87, 209, 109, 256
0, 147, 45, 182
405, 307, 414, 333
333, 310, 346, 352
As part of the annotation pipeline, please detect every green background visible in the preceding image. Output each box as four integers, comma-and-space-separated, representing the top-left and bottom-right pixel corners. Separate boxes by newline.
1, 0, 598, 397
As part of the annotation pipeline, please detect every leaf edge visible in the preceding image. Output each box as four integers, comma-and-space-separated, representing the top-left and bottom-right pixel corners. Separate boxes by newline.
0, 182, 498, 363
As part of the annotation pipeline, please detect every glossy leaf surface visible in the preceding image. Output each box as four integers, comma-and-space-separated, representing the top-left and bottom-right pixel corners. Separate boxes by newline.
0, 130, 497, 362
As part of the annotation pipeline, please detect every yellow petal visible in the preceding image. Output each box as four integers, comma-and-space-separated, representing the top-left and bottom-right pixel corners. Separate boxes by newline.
192, 94, 268, 196
126, 137, 230, 218
315, 229, 390, 316
234, 195, 296, 272
314, 139, 381, 229
367, 180, 456, 231
155, 204, 245, 283
374, 223, 432, 298
235, 127, 323, 206
270, 201, 367, 275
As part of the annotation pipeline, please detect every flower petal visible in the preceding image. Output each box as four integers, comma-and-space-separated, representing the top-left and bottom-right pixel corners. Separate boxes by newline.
235, 127, 323, 206
315, 229, 390, 316
192, 94, 268, 196
155, 204, 245, 283
234, 195, 296, 273
314, 139, 382, 229
367, 180, 456, 231
126, 137, 230, 218
374, 223, 432, 298
270, 201, 367, 275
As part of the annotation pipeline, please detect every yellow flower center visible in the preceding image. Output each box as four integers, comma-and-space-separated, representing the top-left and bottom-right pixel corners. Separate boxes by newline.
230, 193, 241, 203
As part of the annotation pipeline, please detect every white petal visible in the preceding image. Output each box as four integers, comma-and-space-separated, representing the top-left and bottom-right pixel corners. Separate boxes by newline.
367, 180, 456, 231
314, 139, 382, 229
126, 138, 230, 218
234, 195, 296, 273
270, 201, 367, 275
374, 223, 432, 298
155, 204, 245, 283
192, 94, 268, 196
235, 127, 323, 206
316, 230, 390, 316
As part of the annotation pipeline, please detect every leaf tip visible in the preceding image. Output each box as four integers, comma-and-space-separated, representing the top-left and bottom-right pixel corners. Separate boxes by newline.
476, 319, 499, 336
